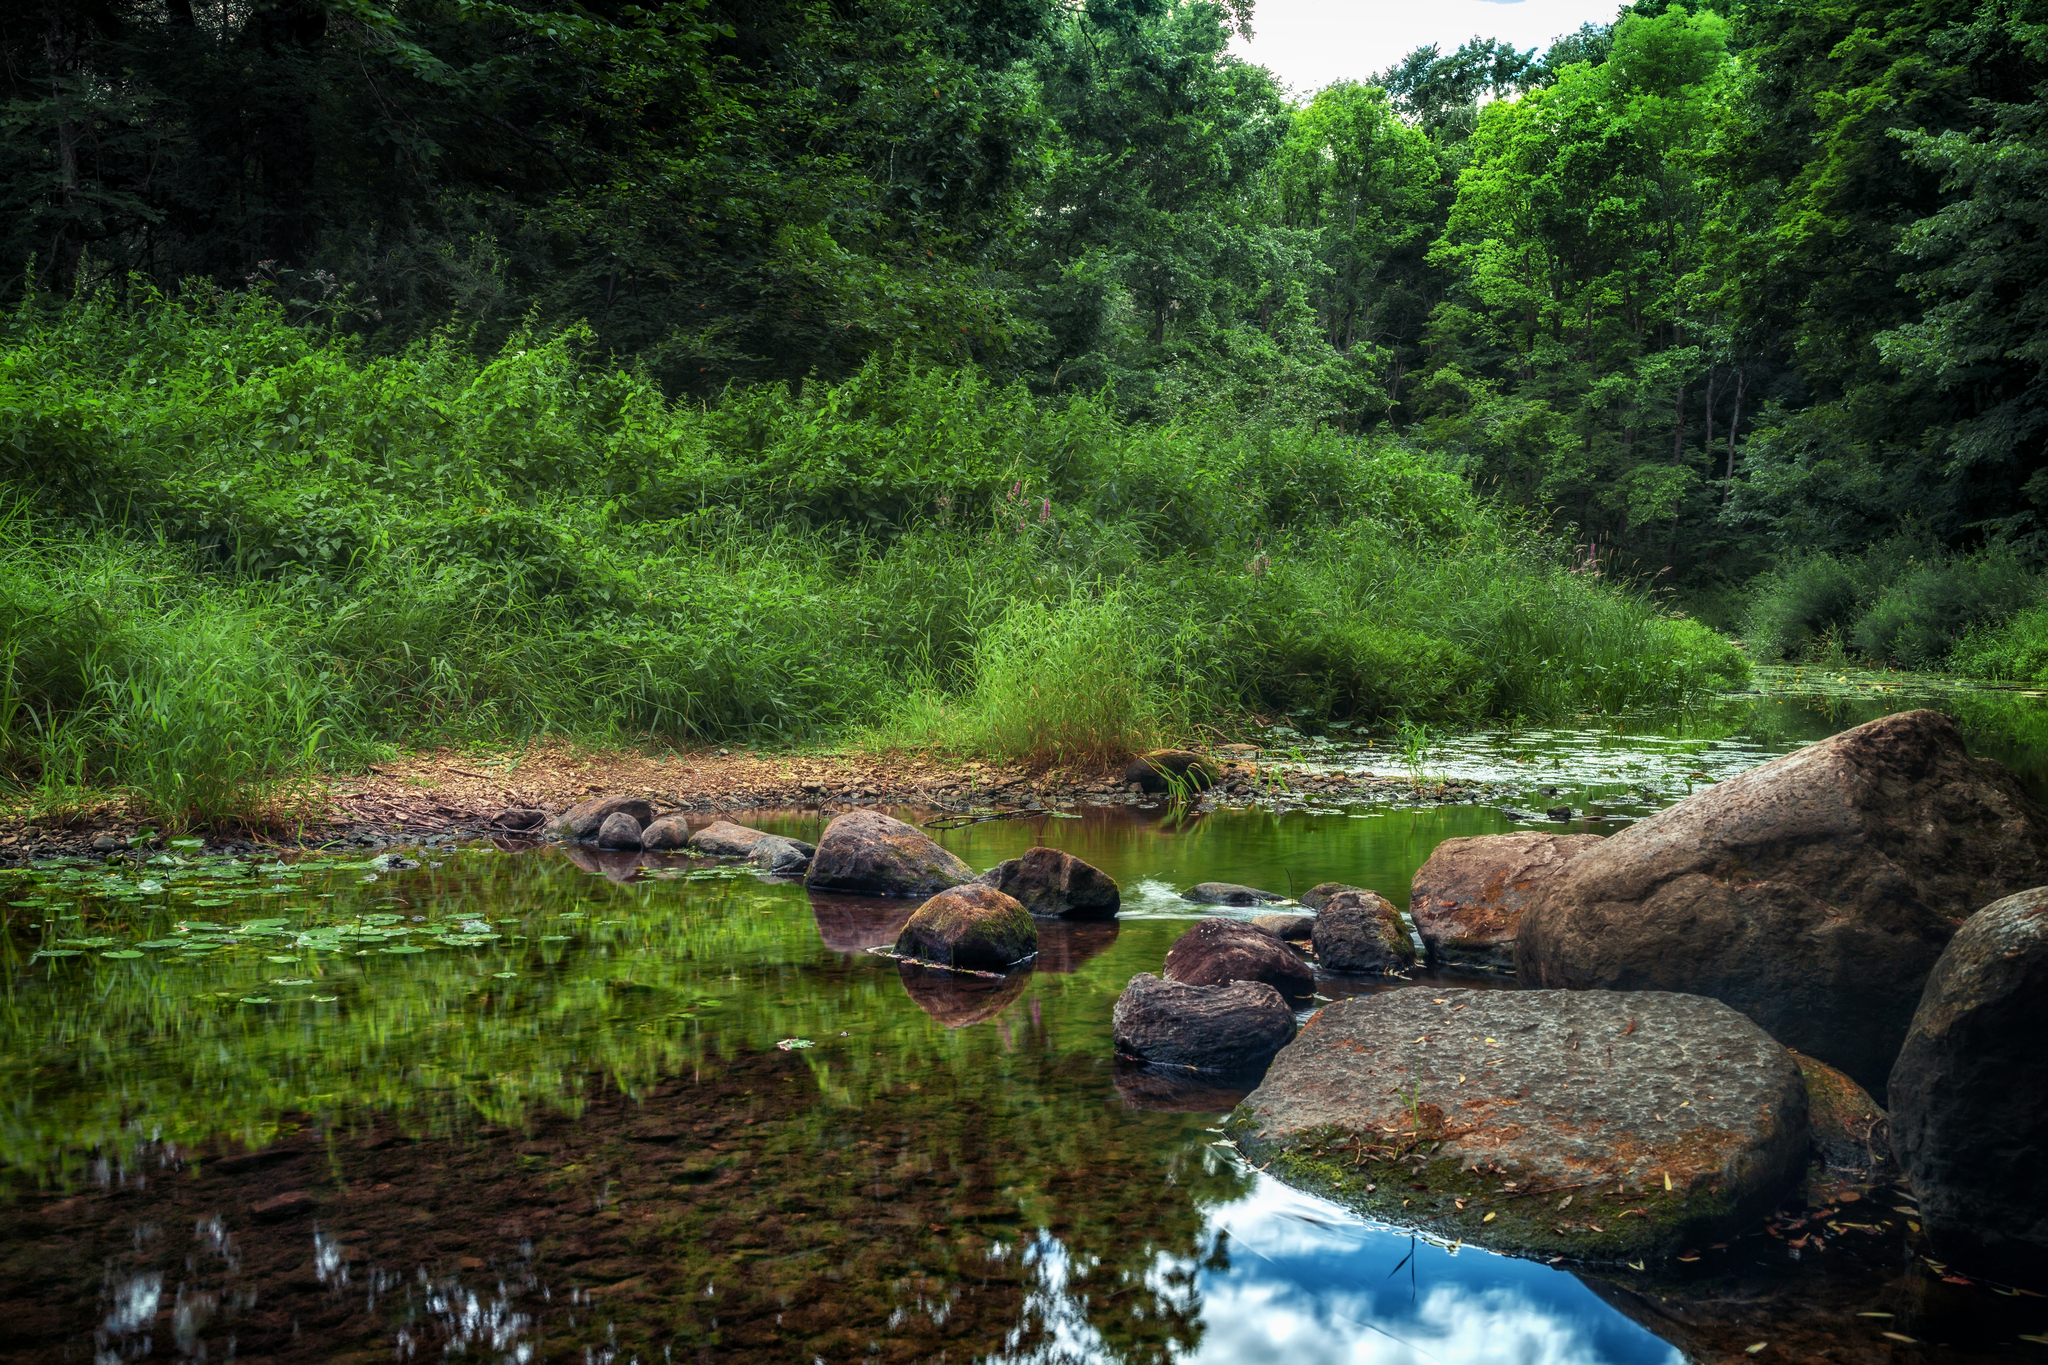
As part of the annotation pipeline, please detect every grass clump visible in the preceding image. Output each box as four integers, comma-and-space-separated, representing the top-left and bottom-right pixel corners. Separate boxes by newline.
0, 284, 1747, 823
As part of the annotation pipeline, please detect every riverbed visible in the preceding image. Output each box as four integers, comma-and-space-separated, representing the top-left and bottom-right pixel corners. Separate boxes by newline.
2, 674, 2044, 1362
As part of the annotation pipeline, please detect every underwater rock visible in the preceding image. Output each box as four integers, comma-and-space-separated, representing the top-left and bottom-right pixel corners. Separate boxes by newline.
1249, 913, 1315, 943
1311, 889, 1414, 974
1122, 750, 1221, 794
894, 883, 1038, 971
1516, 710, 2048, 1093
1181, 882, 1289, 907
641, 815, 693, 851
1412, 832, 1602, 971
596, 811, 644, 850
1228, 989, 1809, 1262
677, 819, 815, 872
898, 960, 1032, 1028
1112, 972, 1295, 1075
1889, 885, 2048, 1284
805, 810, 974, 897
1791, 1053, 1889, 1177
974, 846, 1120, 919
1164, 918, 1315, 997
551, 795, 654, 841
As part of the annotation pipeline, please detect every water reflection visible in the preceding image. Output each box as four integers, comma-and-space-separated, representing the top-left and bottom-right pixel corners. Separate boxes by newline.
808, 888, 917, 953
899, 960, 1032, 1028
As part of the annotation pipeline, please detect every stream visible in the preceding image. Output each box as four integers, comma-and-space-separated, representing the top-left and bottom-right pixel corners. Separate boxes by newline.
3, 670, 2046, 1363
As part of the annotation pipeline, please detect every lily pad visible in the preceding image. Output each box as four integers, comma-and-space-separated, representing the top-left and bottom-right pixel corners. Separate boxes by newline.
32, 949, 83, 959
492, 971, 517, 979
137, 940, 188, 949
266, 955, 299, 964
539, 934, 571, 942
271, 978, 313, 985
238, 996, 273, 1005
101, 950, 145, 960
309, 995, 338, 1002
380, 945, 426, 954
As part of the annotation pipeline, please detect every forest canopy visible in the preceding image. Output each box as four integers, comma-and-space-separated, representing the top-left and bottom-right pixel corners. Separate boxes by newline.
7, 0, 2048, 602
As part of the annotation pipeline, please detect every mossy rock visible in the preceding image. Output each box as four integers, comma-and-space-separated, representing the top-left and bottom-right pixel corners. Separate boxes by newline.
1225, 989, 1809, 1263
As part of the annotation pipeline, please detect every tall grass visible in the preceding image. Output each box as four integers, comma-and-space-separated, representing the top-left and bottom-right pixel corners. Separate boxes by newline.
0, 285, 1747, 823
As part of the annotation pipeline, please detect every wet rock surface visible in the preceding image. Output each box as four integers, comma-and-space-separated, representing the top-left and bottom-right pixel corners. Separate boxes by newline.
639, 814, 693, 850
893, 883, 1038, 971
1163, 918, 1316, 997
1227, 989, 1810, 1261
552, 795, 654, 841
1516, 710, 2048, 1093
974, 846, 1120, 919
1111, 972, 1296, 1075
1889, 885, 2048, 1284
1793, 1054, 1890, 1177
804, 810, 975, 897
1310, 888, 1414, 974
1297, 882, 1356, 911
596, 811, 644, 849
1411, 832, 1601, 971
1181, 881, 1288, 907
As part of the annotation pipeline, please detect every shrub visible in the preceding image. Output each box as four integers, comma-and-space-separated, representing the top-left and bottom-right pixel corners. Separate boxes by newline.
1952, 605, 2048, 683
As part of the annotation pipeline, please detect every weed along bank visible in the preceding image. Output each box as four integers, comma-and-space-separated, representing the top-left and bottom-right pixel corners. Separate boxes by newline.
4, 680, 2048, 1361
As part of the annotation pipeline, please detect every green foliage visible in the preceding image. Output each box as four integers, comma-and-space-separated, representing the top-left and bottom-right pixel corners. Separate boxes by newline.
1744, 540, 2045, 668
1954, 606, 2048, 683
0, 290, 1742, 821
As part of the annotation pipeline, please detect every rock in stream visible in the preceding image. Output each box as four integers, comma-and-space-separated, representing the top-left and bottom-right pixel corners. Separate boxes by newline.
805, 810, 975, 897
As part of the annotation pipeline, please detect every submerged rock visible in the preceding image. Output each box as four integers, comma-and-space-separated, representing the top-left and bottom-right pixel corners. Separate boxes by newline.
684, 819, 816, 873
898, 960, 1032, 1029
974, 846, 1120, 919
551, 795, 654, 841
1310, 889, 1414, 974
746, 836, 814, 875
1123, 750, 1221, 794
366, 852, 420, 871
805, 810, 975, 897
1164, 918, 1315, 997
894, 883, 1038, 971
1411, 832, 1602, 970
1181, 882, 1289, 907
1112, 972, 1295, 1075
1516, 710, 2048, 1092
1889, 885, 2048, 1283
1249, 913, 1315, 943
596, 811, 644, 850
641, 815, 693, 851
1792, 1053, 1889, 1176
1227, 989, 1809, 1262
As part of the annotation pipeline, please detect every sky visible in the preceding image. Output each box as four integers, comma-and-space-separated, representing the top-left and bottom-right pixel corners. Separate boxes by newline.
1229, 0, 1627, 97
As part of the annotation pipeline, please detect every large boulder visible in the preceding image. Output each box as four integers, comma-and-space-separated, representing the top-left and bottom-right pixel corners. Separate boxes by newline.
596, 811, 644, 850
1164, 918, 1315, 997
893, 883, 1038, 971
1889, 885, 2048, 1283
1112, 973, 1296, 1075
1181, 882, 1288, 907
975, 846, 1120, 919
805, 810, 975, 897
1311, 889, 1414, 974
1227, 989, 1809, 1261
1412, 832, 1602, 970
551, 795, 654, 841
1123, 750, 1221, 794
1516, 710, 2048, 1092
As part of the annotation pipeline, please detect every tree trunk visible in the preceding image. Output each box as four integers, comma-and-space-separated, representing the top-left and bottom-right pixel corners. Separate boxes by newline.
1722, 365, 1749, 502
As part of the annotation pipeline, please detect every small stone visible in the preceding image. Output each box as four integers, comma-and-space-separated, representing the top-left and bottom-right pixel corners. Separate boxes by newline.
641, 815, 692, 851
1544, 806, 1574, 822
894, 883, 1037, 970
974, 847, 1120, 919
1792, 1053, 1890, 1176
1249, 913, 1315, 943
1165, 918, 1315, 997
1113, 972, 1296, 1075
1311, 889, 1414, 974
90, 834, 128, 853
596, 811, 643, 850
1181, 881, 1288, 906
550, 795, 654, 841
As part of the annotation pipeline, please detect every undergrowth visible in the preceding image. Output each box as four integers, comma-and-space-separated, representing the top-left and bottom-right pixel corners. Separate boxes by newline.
0, 284, 1745, 825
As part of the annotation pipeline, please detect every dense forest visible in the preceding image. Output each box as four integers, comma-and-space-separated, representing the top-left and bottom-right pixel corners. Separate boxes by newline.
3, 0, 2048, 818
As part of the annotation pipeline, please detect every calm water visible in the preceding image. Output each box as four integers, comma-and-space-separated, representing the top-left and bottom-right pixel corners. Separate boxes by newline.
3, 678, 2045, 1364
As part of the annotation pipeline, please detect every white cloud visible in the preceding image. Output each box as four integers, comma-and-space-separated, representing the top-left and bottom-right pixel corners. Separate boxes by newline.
1231, 0, 1627, 98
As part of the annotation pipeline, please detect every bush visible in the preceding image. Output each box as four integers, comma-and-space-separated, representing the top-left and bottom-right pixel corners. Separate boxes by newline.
0, 286, 1749, 822
1851, 548, 2040, 668
1953, 605, 2048, 683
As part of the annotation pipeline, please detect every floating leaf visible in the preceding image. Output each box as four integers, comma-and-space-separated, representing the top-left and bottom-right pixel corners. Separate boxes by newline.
169, 838, 204, 850
266, 955, 299, 963
309, 995, 338, 1003
492, 971, 517, 979
101, 950, 144, 960
1482, 1211, 1497, 1223
776, 1038, 815, 1050
271, 978, 313, 986
380, 945, 426, 954
539, 934, 571, 942
238, 997, 273, 1005
137, 940, 187, 949
32, 949, 82, 959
